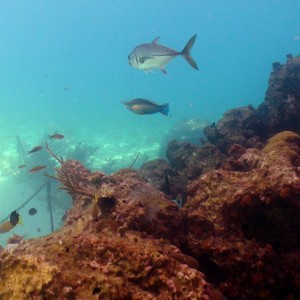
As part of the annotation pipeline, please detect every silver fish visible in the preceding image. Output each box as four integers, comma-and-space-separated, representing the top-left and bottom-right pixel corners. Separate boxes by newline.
128, 35, 199, 74
123, 99, 169, 116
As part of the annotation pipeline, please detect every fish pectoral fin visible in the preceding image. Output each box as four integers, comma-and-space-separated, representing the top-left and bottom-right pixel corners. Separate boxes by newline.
144, 69, 154, 74
152, 36, 160, 44
139, 56, 152, 64
160, 67, 168, 75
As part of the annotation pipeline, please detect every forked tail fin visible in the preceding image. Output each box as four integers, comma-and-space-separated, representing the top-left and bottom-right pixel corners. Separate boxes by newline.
181, 35, 199, 70
160, 103, 169, 116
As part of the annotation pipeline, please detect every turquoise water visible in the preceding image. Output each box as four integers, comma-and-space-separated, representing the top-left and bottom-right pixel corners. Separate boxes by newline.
0, 1, 300, 246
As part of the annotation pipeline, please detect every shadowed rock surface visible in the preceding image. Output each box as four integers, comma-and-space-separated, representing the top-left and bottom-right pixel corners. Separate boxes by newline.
257, 54, 300, 135
183, 131, 300, 299
204, 54, 300, 153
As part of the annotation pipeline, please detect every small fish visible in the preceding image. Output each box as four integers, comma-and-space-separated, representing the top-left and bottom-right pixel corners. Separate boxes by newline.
128, 35, 199, 74
7, 233, 25, 244
49, 133, 64, 140
91, 194, 100, 219
0, 211, 22, 234
18, 164, 27, 169
29, 165, 47, 173
123, 99, 169, 116
28, 145, 42, 154
28, 208, 37, 215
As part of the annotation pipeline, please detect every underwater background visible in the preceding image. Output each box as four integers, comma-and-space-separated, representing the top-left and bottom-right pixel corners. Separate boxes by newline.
0, 1, 300, 246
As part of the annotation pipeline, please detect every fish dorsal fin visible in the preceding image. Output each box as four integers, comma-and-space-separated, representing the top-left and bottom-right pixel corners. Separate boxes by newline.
152, 36, 160, 44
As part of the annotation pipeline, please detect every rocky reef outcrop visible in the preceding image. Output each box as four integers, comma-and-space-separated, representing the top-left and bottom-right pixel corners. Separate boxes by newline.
139, 142, 227, 201
136, 54, 300, 299
258, 54, 300, 135
3, 131, 300, 299
1, 55, 300, 300
183, 131, 300, 299
203, 105, 264, 153
0, 165, 209, 300
204, 54, 300, 153
145, 54, 300, 198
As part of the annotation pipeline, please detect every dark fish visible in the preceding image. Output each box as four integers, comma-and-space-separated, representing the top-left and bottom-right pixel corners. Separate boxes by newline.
29, 165, 47, 173
128, 35, 199, 74
18, 164, 27, 169
10, 210, 20, 226
28, 208, 37, 215
123, 99, 169, 116
49, 133, 64, 140
28, 146, 42, 154
0, 211, 21, 234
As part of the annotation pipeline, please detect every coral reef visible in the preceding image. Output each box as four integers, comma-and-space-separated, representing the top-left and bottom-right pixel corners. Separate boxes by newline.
0, 162, 209, 300
0, 226, 208, 299
1, 55, 300, 300
137, 55, 300, 299
183, 131, 300, 299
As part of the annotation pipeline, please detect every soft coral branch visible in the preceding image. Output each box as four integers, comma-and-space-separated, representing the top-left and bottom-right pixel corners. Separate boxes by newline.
45, 142, 93, 198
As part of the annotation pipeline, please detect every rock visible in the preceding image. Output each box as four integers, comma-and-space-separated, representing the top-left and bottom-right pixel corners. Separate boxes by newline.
204, 105, 264, 153
0, 166, 209, 300
138, 159, 172, 194
182, 131, 300, 299
2, 53, 300, 300
204, 55, 300, 154
164, 140, 227, 200
257, 55, 300, 135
